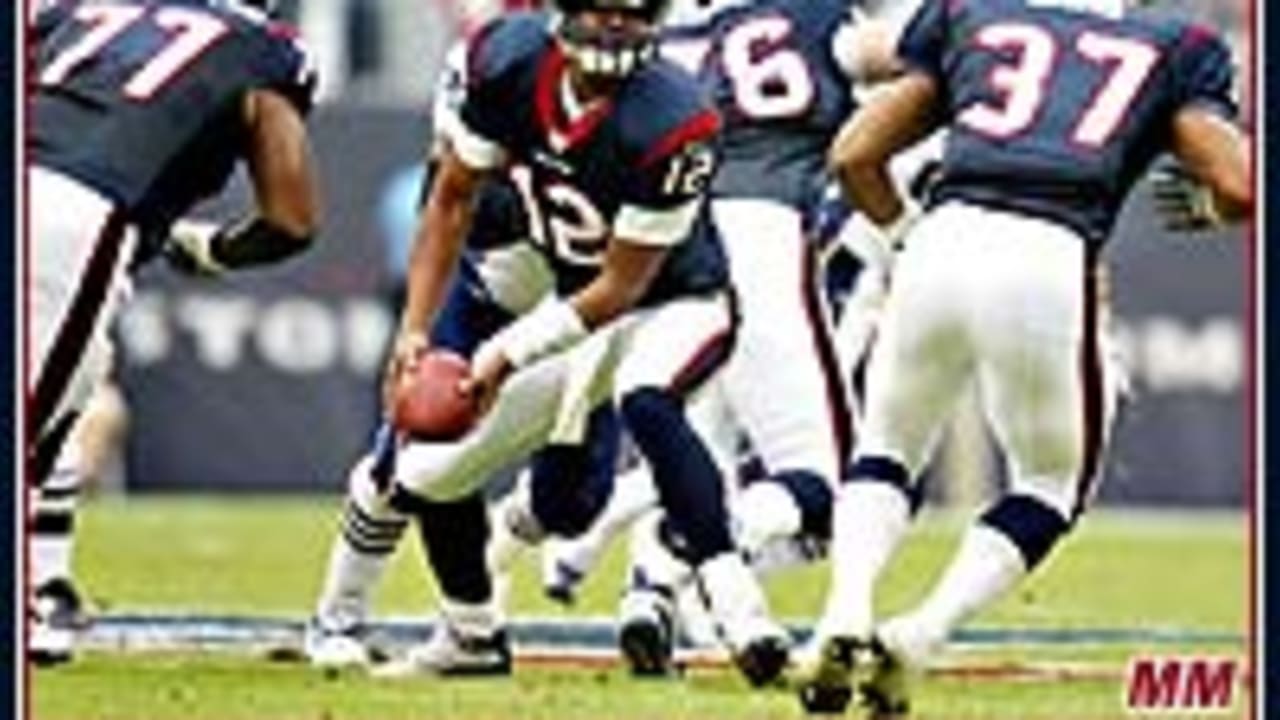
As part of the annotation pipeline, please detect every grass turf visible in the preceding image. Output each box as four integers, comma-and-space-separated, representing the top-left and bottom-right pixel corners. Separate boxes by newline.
31, 496, 1251, 719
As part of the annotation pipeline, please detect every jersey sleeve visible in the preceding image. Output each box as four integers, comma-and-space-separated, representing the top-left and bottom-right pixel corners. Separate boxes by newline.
256, 24, 319, 116
452, 17, 538, 170
1170, 25, 1237, 121
896, 0, 949, 80
615, 109, 721, 247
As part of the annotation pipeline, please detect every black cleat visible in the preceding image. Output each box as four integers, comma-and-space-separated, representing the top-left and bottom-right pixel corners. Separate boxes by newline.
796, 636, 863, 714
733, 634, 791, 687
30, 578, 89, 667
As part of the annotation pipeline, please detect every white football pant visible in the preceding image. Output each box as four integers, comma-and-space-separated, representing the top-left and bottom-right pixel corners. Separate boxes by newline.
856, 201, 1118, 518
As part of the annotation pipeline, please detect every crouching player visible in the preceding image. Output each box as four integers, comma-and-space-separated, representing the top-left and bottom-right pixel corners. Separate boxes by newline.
309, 1, 788, 684
305, 43, 619, 674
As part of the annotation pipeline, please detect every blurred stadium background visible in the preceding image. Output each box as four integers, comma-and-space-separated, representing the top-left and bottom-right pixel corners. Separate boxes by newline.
101, 0, 1251, 503
33, 1, 1255, 719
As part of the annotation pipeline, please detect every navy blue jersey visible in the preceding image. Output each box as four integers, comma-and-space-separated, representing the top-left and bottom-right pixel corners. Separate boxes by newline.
31, 0, 315, 240
899, 0, 1236, 244
457, 13, 728, 305
661, 0, 857, 209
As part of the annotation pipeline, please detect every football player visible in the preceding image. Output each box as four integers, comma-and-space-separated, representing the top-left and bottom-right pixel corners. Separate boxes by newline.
798, 0, 1250, 714
307, 0, 789, 685
27, 0, 319, 664
304, 42, 621, 675
595, 0, 935, 677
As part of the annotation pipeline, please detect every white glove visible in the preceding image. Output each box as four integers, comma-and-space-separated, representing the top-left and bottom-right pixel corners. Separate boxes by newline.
165, 219, 227, 276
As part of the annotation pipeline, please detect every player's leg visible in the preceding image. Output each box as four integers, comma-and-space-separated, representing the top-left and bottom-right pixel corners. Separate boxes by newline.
612, 293, 789, 687
487, 404, 620, 603
307, 260, 515, 669
798, 205, 976, 711
873, 217, 1111, 683
306, 427, 411, 668
712, 199, 851, 561
27, 168, 137, 666
540, 458, 660, 604
29, 376, 128, 666
29, 168, 137, 471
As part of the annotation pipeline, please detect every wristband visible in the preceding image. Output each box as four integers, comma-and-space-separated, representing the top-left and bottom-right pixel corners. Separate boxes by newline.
496, 298, 588, 368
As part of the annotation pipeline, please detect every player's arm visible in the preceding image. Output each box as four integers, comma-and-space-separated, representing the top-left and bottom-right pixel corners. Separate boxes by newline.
1152, 26, 1252, 230
1166, 108, 1252, 225
166, 89, 319, 274
466, 138, 716, 407
828, 70, 938, 238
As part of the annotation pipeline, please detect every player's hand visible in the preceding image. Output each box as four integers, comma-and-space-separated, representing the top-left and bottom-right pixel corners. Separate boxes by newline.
165, 219, 227, 277
382, 331, 429, 416
460, 342, 513, 418
1151, 164, 1221, 232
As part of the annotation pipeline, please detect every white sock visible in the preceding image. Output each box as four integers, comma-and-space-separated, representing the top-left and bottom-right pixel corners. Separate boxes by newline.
819, 482, 912, 639
697, 551, 776, 650
32, 444, 83, 587
733, 482, 802, 559
910, 523, 1027, 641
314, 457, 408, 630
440, 597, 501, 638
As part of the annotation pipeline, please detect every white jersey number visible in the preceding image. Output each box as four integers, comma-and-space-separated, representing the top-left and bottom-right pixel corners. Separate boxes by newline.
661, 14, 816, 121
511, 166, 609, 268
40, 3, 230, 101
958, 21, 1160, 147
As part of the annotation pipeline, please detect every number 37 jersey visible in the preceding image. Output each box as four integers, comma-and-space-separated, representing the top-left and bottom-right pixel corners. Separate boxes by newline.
901, 0, 1237, 244
30, 0, 315, 233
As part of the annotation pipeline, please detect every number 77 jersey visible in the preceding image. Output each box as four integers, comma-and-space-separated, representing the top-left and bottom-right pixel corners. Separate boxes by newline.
30, 0, 315, 237
902, 0, 1237, 245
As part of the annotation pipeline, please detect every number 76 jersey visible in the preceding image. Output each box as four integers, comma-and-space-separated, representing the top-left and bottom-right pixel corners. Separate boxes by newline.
902, 0, 1237, 245
30, 0, 315, 235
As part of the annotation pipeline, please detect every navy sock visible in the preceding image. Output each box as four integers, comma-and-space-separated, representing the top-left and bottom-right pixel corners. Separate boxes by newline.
979, 495, 1069, 570
847, 454, 923, 513
620, 388, 733, 564
413, 495, 493, 604
769, 470, 835, 539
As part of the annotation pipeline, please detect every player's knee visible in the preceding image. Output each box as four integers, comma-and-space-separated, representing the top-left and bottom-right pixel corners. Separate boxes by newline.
846, 454, 923, 512
979, 494, 1069, 571
619, 387, 682, 438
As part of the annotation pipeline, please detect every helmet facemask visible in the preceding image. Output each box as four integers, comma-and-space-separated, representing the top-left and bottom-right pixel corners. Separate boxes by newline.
553, 0, 668, 80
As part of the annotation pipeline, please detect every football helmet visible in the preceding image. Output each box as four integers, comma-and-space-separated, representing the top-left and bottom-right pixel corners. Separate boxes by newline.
553, 0, 671, 78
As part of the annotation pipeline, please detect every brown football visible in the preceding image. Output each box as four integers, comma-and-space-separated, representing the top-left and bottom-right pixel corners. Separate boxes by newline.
391, 350, 478, 441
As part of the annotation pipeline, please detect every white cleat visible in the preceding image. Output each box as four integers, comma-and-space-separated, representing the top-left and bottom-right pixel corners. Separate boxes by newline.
303, 617, 372, 670
373, 624, 512, 678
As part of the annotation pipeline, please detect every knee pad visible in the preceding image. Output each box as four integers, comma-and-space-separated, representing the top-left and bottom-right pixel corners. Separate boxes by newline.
979, 494, 1069, 571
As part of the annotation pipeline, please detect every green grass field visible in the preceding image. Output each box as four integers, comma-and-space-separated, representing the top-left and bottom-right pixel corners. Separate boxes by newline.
32, 496, 1251, 720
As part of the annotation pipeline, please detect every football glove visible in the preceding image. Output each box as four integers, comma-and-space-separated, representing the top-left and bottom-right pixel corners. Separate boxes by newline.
1150, 164, 1222, 232
164, 219, 228, 277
